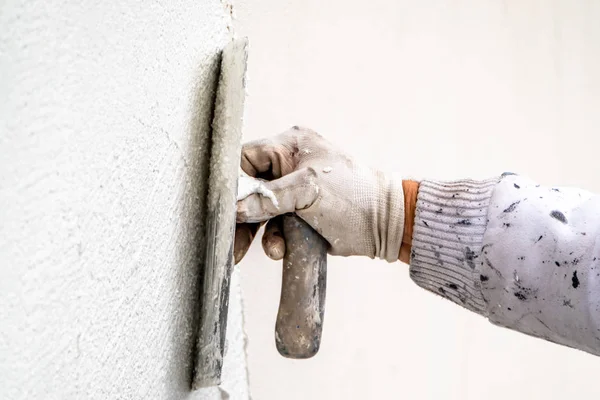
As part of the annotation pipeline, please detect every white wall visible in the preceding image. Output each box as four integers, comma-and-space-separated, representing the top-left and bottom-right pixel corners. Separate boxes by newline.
0, 1, 249, 399
235, 1, 600, 399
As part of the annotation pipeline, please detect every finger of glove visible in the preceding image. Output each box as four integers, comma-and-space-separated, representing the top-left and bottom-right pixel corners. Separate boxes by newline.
241, 136, 295, 179
236, 167, 319, 223
234, 222, 262, 264
262, 217, 285, 260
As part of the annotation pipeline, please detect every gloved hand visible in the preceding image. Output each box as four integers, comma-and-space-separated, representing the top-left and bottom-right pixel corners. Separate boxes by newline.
234, 126, 412, 264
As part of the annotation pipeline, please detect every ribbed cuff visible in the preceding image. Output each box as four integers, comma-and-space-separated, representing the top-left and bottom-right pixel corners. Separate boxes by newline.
409, 178, 498, 314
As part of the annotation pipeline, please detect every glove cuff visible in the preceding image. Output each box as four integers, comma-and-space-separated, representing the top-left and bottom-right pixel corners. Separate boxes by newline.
379, 172, 405, 263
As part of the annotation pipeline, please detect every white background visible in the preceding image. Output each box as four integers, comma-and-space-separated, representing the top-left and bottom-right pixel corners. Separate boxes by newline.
235, 1, 600, 399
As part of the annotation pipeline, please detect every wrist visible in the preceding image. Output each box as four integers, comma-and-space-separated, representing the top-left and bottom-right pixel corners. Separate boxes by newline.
399, 180, 419, 264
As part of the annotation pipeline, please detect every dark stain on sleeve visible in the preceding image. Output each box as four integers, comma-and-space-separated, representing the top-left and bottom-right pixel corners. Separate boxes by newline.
513, 273, 537, 301
536, 235, 544, 243
514, 183, 521, 189
514, 292, 527, 301
457, 219, 471, 226
447, 283, 458, 290
480, 274, 489, 282
436, 208, 443, 214
465, 247, 476, 269
555, 261, 561, 267
535, 317, 551, 332
563, 299, 574, 308
503, 201, 521, 213
484, 256, 503, 278
423, 220, 429, 227
572, 271, 580, 289
503, 223, 511, 228
550, 210, 568, 224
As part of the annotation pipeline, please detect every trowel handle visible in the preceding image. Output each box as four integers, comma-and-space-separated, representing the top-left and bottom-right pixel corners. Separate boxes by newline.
275, 214, 328, 359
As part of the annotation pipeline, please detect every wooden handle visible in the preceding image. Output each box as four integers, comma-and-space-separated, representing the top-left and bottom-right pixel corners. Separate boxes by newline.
275, 214, 328, 359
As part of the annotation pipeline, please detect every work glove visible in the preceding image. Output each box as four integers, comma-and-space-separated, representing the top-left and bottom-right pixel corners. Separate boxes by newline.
234, 126, 406, 264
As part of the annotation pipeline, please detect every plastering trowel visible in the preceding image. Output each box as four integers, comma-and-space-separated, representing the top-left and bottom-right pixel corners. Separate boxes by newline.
192, 38, 329, 390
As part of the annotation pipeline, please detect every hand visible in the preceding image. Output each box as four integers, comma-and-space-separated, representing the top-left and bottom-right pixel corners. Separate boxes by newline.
234, 126, 408, 264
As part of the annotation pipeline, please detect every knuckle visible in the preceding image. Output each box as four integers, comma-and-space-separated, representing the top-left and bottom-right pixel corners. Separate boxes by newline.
287, 125, 321, 140
236, 205, 249, 223
304, 166, 318, 180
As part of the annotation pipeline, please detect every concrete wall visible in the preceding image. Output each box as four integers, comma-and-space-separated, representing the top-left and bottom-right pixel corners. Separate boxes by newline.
0, 1, 249, 399
235, 1, 600, 399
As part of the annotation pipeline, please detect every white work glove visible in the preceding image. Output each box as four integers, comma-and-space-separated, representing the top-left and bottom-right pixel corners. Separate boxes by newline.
234, 126, 405, 263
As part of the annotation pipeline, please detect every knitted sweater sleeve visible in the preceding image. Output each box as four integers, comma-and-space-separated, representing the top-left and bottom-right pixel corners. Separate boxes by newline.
409, 173, 600, 357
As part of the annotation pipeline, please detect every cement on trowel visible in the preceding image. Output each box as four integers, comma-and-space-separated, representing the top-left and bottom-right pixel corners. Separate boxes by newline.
193, 37, 249, 390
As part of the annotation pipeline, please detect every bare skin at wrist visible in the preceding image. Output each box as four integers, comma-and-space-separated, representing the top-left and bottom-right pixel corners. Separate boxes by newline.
399, 180, 419, 264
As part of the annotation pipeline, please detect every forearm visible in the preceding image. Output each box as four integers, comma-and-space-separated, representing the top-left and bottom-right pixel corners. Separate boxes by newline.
399, 180, 418, 264
404, 173, 600, 357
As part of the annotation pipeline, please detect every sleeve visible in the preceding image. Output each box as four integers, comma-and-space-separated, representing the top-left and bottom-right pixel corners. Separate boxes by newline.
409, 173, 600, 357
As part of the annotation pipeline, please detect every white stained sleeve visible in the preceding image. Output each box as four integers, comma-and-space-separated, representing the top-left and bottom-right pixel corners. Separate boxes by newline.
410, 174, 600, 357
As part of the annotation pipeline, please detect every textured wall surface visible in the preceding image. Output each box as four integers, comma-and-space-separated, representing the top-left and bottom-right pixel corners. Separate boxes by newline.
235, 1, 600, 399
0, 1, 249, 399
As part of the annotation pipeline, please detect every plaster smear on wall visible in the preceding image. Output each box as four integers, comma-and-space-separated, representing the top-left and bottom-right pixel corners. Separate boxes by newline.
0, 1, 249, 399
